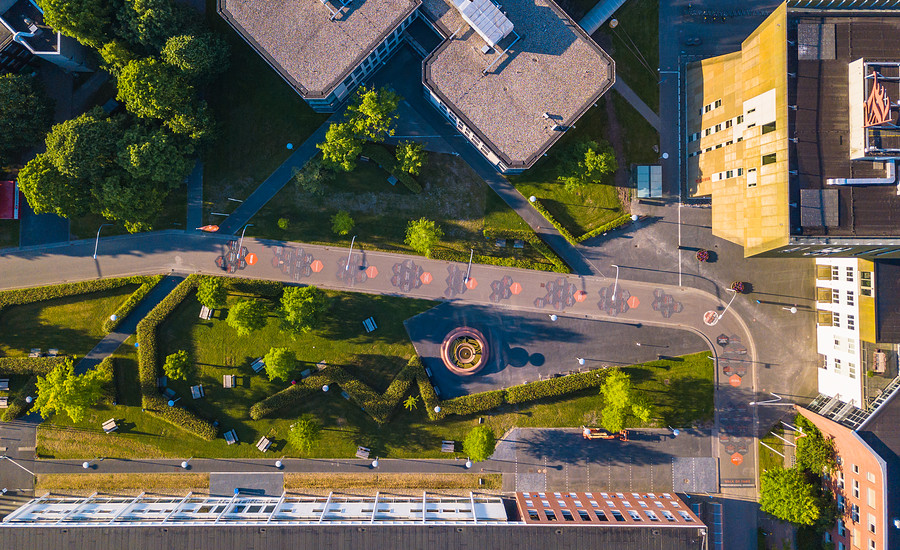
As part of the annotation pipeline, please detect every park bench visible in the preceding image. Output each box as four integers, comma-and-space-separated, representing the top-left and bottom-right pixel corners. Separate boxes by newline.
28, 348, 41, 357
102, 419, 118, 434
441, 440, 455, 453
363, 317, 377, 333
300, 369, 311, 378
250, 357, 266, 373
256, 436, 272, 453
223, 374, 235, 388
341, 390, 351, 400
224, 429, 238, 445
162, 388, 177, 399
191, 385, 205, 399
199, 306, 213, 320
0, 396, 7, 408
513, 239, 525, 249
48, 349, 59, 357
0, 379, 8, 391
355, 446, 370, 459
424, 367, 432, 378
157, 376, 167, 389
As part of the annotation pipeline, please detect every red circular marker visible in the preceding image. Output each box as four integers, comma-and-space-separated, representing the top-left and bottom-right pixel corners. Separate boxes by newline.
465, 277, 478, 290
731, 452, 744, 466
729, 374, 742, 387
574, 290, 587, 302
420, 272, 433, 285
366, 265, 379, 279
310, 260, 323, 273
627, 296, 640, 309
510, 282, 522, 295
245, 253, 257, 266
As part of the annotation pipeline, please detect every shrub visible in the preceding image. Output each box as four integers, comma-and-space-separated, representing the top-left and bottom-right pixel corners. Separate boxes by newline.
575, 214, 633, 243
405, 217, 443, 258
143, 394, 217, 440
483, 228, 570, 273
528, 198, 578, 245
331, 210, 354, 235
264, 347, 296, 382
163, 350, 191, 381
249, 374, 328, 420
441, 390, 505, 416
277, 217, 290, 230
506, 368, 609, 403
103, 275, 165, 332
0, 276, 149, 315
0, 356, 69, 376
196, 276, 227, 309
1, 375, 37, 421
226, 298, 268, 336
463, 425, 496, 462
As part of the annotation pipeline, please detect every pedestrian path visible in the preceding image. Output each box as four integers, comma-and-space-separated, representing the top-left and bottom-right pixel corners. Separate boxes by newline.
186, 161, 203, 231
612, 80, 661, 131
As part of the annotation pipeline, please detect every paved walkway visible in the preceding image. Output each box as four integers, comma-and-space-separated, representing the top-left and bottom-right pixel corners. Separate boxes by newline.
186, 162, 204, 231
611, 79, 661, 132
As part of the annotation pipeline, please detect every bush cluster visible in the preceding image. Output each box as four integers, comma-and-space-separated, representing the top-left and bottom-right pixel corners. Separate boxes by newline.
135, 274, 216, 440
0, 276, 149, 314
362, 143, 423, 194
0, 356, 69, 376
528, 198, 579, 245
482, 228, 570, 273
575, 214, 633, 243
1, 375, 37, 422
103, 275, 165, 332
505, 369, 609, 403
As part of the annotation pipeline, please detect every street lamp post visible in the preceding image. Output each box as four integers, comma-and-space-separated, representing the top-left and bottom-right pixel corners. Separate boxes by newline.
93, 224, 113, 260
464, 248, 474, 284
782, 306, 798, 314
346, 235, 357, 271
238, 224, 253, 254
611, 264, 620, 302
0, 455, 35, 476
749, 392, 790, 406
707, 288, 738, 326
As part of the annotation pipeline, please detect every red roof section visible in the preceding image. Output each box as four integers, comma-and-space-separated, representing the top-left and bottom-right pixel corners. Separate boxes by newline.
0, 180, 19, 220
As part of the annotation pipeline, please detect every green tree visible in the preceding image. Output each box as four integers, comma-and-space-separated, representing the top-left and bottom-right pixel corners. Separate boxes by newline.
197, 276, 227, 309
288, 415, 322, 454
99, 39, 139, 76
403, 395, 418, 411
331, 210, 354, 235
279, 286, 327, 335
226, 298, 268, 336
33, 359, 110, 423
162, 33, 229, 82
119, 0, 198, 52
317, 122, 363, 172
43, 108, 123, 183
560, 140, 617, 192
94, 171, 167, 232
795, 415, 838, 474
263, 347, 296, 382
117, 58, 192, 121
293, 156, 333, 195
117, 123, 193, 184
599, 368, 651, 433
395, 140, 426, 176
37, 0, 115, 47
347, 86, 401, 142
0, 74, 52, 163
277, 218, 290, 230
163, 349, 191, 380
405, 217, 443, 258
164, 101, 215, 143
463, 425, 496, 462
18, 154, 91, 218
760, 467, 832, 526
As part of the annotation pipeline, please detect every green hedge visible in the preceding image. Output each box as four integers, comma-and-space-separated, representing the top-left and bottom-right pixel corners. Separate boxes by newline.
529, 198, 578, 245
1, 375, 37, 422
0, 276, 149, 314
440, 390, 506, 416
135, 274, 217, 441
505, 368, 608, 403
362, 143, 423, 194
249, 375, 326, 420
482, 228, 570, 273
0, 356, 69, 375
103, 275, 165, 332
575, 214, 633, 243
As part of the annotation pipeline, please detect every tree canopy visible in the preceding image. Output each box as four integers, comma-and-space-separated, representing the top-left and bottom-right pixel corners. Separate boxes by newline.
293, 156, 333, 196
560, 140, 617, 192
118, 0, 198, 52
18, 154, 91, 219
395, 140, 426, 176
795, 415, 838, 474
331, 210, 354, 235
463, 425, 496, 462
37, 0, 115, 47
599, 368, 651, 433
279, 286, 327, 335
347, 86, 401, 142
197, 276, 227, 309
0, 74, 53, 164
264, 347, 296, 382
162, 33, 230, 82
163, 349, 191, 380
226, 299, 269, 336
405, 218, 443, 258
33, 359, 110, 423
288, 415, 322, 454
760, 467, 833, 527
118, 58, 192, 121
318, 122, 363, 172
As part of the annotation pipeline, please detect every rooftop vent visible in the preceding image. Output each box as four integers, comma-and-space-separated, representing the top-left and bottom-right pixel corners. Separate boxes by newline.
453, 0, 513, 48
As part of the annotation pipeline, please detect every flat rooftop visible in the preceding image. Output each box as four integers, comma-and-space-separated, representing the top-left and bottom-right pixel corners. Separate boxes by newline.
423, 0, 613, 169
790, 13, 900, 237
219, 0, 419, 98
0, 0, 57, 53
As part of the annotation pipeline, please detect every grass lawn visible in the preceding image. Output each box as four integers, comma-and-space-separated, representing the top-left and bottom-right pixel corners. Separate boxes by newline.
203, 0, 328, 220
251, 151, 557, 269
0, 219, 18, 248
595, 0, 659, 111
0, 286, 138, 358
283, 473, 501, 490
509, 106, 626, 237
35, 473, 209, 495
758, 424, 786, 484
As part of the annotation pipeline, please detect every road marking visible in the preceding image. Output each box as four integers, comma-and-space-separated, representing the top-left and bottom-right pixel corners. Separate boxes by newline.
678, 203, 683, 287
17, 447, 34, 452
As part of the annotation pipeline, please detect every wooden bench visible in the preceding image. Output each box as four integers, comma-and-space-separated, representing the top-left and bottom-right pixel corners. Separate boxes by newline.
102, 418, 118, 433
162, 388, 177, 400
191, 385, 205, 399
441, 440, 455, 453
355, 446, 370, 459
256, 436, 272, 453
199, 305, 213, 320
300, 369, 311, 378
224, 429, 238, 445
0, 379, 8, 392
250, 357, 266, 373
223, 374, 235, 388
48, 349, 59, 357
0, 396, 7, 408
28, 348, 41, 358
363, 317, 377, 333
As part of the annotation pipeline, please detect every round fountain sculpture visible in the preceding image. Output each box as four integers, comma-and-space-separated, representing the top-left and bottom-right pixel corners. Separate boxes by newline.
441, 327, 489, 376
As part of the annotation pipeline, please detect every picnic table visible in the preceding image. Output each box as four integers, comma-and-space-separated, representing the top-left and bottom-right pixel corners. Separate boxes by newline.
199, 306, 213, 320
191, 385, 205, 399
441, 440, 455, 453
355, 446, 371, 459
250, 357, 265, 373
224, 429, 238, 445
223, 374, 235, 388
256, 436, 272, 452
0, 379, 8, 391
102, 418, 118, 433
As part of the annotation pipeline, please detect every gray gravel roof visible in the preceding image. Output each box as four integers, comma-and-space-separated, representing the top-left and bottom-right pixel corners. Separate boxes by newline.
423, 0, 613, 169
220, 0, 420, 98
